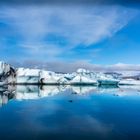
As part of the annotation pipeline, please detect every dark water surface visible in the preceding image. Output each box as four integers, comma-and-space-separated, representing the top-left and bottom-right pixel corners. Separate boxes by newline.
0, 85, 140, 140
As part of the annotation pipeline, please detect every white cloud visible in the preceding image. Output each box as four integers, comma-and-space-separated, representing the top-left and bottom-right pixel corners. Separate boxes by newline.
9, 59, 140, 73
0, 5, 138, 59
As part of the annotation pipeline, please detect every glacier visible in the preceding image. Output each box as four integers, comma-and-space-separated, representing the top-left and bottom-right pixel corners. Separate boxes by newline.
0, 61, 140, 86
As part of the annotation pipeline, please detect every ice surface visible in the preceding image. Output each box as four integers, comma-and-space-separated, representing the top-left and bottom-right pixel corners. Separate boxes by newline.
70, 75, 97, 84
16, 68, 41, 76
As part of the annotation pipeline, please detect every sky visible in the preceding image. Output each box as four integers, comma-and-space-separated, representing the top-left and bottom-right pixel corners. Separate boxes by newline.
0, 0, 140, 72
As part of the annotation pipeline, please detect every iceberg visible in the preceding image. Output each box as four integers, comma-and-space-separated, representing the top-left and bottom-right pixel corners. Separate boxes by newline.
119, 78, 140, 85
16, 68, 41, 84
39, 70, 68, 85
70, 75, 97, 85
69, 69, 97, 85
1, 61, 140, 86
0, 61, 16, 85
97, 73, 120, 85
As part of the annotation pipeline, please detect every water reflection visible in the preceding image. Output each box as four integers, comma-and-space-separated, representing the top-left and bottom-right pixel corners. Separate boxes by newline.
0, 86, 15, 106
0, 85, 140, 140
0, 85, 140, 106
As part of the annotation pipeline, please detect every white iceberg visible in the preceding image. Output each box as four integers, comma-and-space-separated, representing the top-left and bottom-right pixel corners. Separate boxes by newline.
1, 61, 140, 86
70, 75, 97, 85
16, 68, 40, 84
40, 70, 69, 84
97, 73, 120, 85
69, 69, 97, 85
0, 61, 16, 85
119, 78, 140, 85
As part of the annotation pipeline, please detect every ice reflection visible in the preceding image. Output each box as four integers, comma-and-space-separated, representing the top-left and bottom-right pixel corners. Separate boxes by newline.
0, 86, 15, 106
0, 85, 140, 106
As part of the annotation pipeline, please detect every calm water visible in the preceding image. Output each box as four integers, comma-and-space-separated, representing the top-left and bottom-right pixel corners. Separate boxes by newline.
0, 85, 140, 140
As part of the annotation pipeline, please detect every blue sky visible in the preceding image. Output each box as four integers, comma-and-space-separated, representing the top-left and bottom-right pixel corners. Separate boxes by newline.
0, 3, 140, 72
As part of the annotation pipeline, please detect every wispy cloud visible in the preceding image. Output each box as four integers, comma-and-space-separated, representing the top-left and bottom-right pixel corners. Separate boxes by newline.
0, 5, 138, 60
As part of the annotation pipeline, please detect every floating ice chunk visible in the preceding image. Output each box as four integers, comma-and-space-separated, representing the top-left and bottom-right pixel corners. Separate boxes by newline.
119, 79, 140, 85
16, 68, 41, 84
97, 73, 120, 85
0, 61, 15, 84
40, 70, 69, 84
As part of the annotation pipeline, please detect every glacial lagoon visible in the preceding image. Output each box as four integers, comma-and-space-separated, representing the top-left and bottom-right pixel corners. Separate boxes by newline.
0, 85, 140, 140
